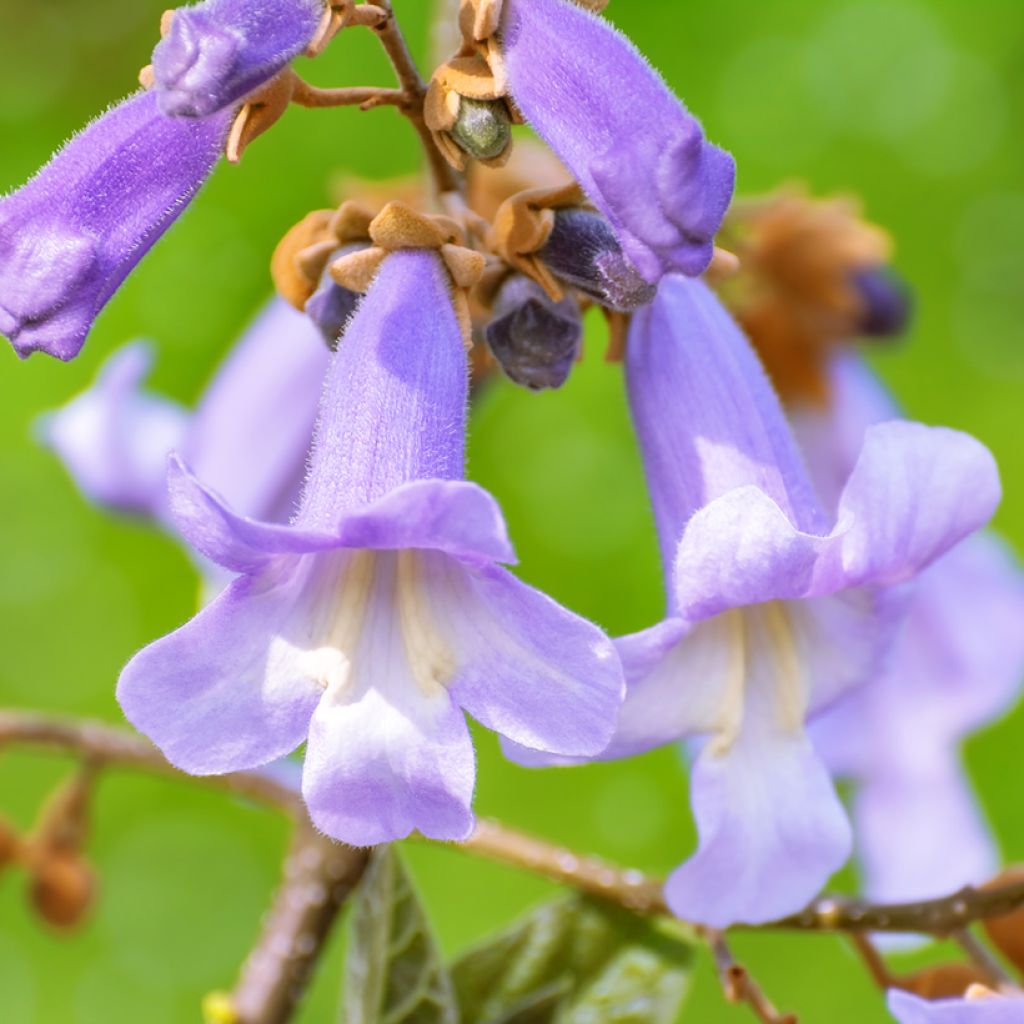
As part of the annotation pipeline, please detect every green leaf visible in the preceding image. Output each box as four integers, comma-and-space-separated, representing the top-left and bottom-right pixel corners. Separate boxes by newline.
452, 897, 693, 1024
343, 846, 459, 1024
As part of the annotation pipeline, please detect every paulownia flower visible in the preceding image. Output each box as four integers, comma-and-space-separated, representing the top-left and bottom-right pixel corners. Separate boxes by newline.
40, 299, 327, 528
802, 356, 1024, 905
498, 0, 735, 283
150, 0, 324, 117
888, 989, 1023, 1023
118, 248, 624, 844
512, 276, 1000, 927
0, 91, 229, 362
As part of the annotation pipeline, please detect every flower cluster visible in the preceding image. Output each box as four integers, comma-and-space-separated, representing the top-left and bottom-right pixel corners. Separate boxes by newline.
4, 2, 1022, 1019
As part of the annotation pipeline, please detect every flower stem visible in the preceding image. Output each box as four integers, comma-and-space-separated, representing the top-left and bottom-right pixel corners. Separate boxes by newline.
371, 0, 462, 197
709, 931, 798, 1024
216, 824, 370, 1024
0, 710, 301, 815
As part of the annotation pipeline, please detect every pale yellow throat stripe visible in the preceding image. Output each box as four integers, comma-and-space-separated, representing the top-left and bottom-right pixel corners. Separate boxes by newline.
707, 602, 807, 756
396, 551, 457, 696
761, 601, 808, 734
708, 609, 747, 756
316, 549, 376, 695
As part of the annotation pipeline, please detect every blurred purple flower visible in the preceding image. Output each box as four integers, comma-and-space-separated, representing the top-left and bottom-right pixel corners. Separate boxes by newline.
117, 249, 624, 845
500, 0, 735, 284
38, 342, 189, 518
152, 0, 323, 117
888, 990, 1022, 1023
39, 299, 327, 531
0, 91, 229, 362
510, 276, 999, 927
804, 356, 1024, 904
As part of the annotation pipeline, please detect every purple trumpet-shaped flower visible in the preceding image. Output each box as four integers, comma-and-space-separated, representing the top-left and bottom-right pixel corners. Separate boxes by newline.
0, 91, 229, 362
117, 249, 623, 845
888, 990, 1023, 1023
500, 0, 735, 284
802, 356, 1024, 905
40, 299, 328, 528
510, 276, 999, 927
152, 0, 323, 118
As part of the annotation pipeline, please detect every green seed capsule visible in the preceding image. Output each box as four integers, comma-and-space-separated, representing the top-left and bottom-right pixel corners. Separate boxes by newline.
450, 97, 511, 161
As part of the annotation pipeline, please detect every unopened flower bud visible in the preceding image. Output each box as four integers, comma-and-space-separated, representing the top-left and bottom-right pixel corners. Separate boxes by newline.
485, 275, 582, 390
152, 0, 323, 118
450, 97, 512, 162
852, 266, 912, 338
29, 852, 95, 929
539, 208, 656, 312
303, 244, 364, 350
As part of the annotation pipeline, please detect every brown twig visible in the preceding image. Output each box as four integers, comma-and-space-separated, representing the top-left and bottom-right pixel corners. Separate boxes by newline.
289, 80, 407, 110
211, 825, 371, 1024
849, 933, 898, 990
0, 711, 302, 816
371, 0, 462, 197
461, 818, 667, 914
709, 931, 798, 1024
10, 711, 1024, 943
951, 928, 1015, 990
770, 886, 1024, 935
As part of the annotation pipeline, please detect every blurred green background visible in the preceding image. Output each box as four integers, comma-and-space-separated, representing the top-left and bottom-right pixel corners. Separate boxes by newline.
1, 0, 1023, 1020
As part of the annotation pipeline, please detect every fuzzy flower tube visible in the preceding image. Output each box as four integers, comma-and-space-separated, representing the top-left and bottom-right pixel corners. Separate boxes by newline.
0, 91, 229, 362
117, 249, 624, 845
499, 0, 735, 283
40, 299, 328, 527
152, 0, 323, 117
801, 356, 1024, 905
513, 276, 1001, 928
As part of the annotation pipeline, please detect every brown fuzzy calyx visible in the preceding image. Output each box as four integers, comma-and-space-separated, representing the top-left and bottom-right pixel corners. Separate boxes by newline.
271, 201, 376, 310
716, 186, 894, 406
485, 183, 588, 304
328, 201, 486, 346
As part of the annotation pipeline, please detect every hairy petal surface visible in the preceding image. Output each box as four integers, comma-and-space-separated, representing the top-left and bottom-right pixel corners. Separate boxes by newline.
298, 249, 468, 524
153, 0, 322, 117
501, 0, 734, 283
0, 91, 229, 360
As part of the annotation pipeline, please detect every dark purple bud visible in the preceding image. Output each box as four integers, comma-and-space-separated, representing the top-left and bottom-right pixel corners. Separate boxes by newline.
152, 0, 322, 118
485, 275, 582, 391
539, 208, 656, 312
0, 91, 229, 361
851, 266, 912, 339
303, 246, 363, 351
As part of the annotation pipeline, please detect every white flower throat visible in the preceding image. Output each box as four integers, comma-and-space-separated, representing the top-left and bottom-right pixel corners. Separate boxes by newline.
305, 550, 457, 698
707, 602, 808, 755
